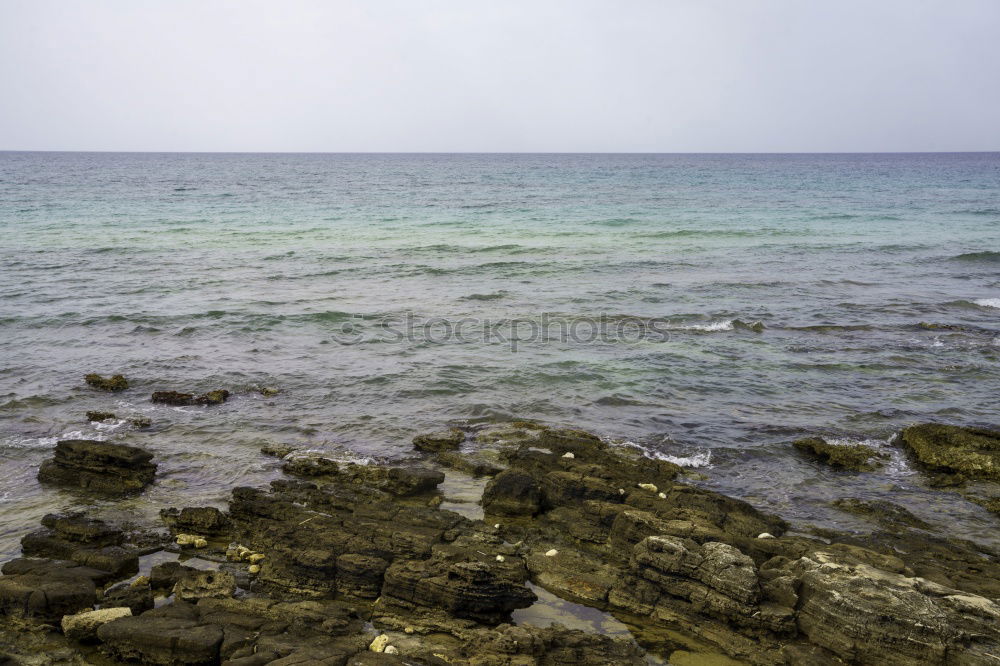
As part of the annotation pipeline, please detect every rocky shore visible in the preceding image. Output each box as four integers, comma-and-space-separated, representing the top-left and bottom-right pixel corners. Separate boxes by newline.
1, 382, 999, 664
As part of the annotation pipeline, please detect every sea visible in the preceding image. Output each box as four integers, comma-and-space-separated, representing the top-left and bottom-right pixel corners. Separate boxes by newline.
1, 152, 998, 559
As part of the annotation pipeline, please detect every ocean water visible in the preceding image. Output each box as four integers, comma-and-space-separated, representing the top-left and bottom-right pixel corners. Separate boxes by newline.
1, 152, 999, 558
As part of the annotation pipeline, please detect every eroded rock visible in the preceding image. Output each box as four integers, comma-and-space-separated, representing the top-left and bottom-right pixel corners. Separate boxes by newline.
900, 423, 1000, 480
793, 437, 883, 471
84, 374, 128, 392
37, 439, 156, 495
151, 389, 230, 407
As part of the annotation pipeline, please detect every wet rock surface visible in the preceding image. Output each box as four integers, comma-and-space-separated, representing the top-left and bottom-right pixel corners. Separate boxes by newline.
412, 428, 465, 452
792, 437, 883, 471
151, 389, 230, 406
2, 420, 999, 664
901, 423, 1000, 481
84, 374, 129, 392
37, 439, 156, 495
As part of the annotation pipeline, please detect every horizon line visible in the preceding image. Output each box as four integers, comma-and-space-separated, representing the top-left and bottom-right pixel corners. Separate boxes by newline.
2, 149, 999, 155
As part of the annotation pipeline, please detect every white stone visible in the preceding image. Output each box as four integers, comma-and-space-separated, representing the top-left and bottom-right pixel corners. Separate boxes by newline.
544, 549, 558, 557
369, 634, 390, 652
618, 488, 625, 495
384, 646, 399, 655
638, 483, 658, 493
496, 555, 505, 562
494, 523, 501, 529
658, 492, 666, 499
62, 607, 132, 641
757, 532, 775, 539
562, 452, 575, 458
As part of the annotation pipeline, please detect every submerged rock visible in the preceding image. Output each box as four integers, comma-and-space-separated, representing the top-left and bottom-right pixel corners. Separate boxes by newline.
160, 506, 231, 536
413, 428, 465, 452
128, 415, 152, 429
84, 373, 128, 392
86, 410, 117, 422
792, 437, 883, 471
151, 389, 230, 406
37, 439, 156, 495
832, 498, 931, 531
900, 423, 1000, 480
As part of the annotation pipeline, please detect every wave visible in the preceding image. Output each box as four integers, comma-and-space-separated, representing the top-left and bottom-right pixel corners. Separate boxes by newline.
945, 299, 1000, 311
785, 324, 874, 333
667, 318, 765, 333
589, 218, 642, 227
949, 251, 1000, 262
952, 208, 1000, 216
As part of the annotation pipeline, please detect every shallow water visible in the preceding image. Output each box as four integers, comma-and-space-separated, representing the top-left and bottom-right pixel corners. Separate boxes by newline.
2, 152, 999, 558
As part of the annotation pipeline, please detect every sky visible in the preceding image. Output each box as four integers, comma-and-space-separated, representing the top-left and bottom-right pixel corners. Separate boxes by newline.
0, 0, 998, 152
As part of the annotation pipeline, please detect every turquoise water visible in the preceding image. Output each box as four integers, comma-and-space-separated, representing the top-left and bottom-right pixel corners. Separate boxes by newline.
1, 152, 999, 557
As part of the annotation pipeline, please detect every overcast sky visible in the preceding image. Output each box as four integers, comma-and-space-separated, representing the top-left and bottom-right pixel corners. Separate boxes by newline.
1, 0, 998, 152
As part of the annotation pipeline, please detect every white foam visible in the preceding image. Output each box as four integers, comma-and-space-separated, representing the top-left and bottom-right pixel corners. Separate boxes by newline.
2, 429, 105, 450
619, 440, 713, 468
974, 298, 1000, 309
825, 436, 915, 478
681, 320, 734, 332
660, 450, 713, 468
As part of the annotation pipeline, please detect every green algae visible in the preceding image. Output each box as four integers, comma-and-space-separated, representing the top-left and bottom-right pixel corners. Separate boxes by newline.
792, 437, 883, 471
84, 374, 128, 392
900, 424, 1000, 481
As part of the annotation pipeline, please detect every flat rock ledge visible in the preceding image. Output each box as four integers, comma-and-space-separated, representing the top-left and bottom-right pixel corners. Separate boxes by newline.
2, 422, 999, 666
37, 439, 156, 495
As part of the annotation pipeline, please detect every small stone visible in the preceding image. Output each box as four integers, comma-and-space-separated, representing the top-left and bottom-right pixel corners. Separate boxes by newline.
369, 633, 390, 652
130, 576, 150, 588
248, 564, 260, 574
260, 387, 280, 397
638, 483, 658, 492
384, 646, 399, 655
496, 555, 505, 562
175, 533, 207, 548
404, 627, 415, 634
658, 492, 666, 499
493, 523, 501, 529
562, 452, 575, 458
544, 549, 558, 557
757, 532, 775, 539
618, 488, 625, 495
248, 553, 265, 563
86, 411, 117, 422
